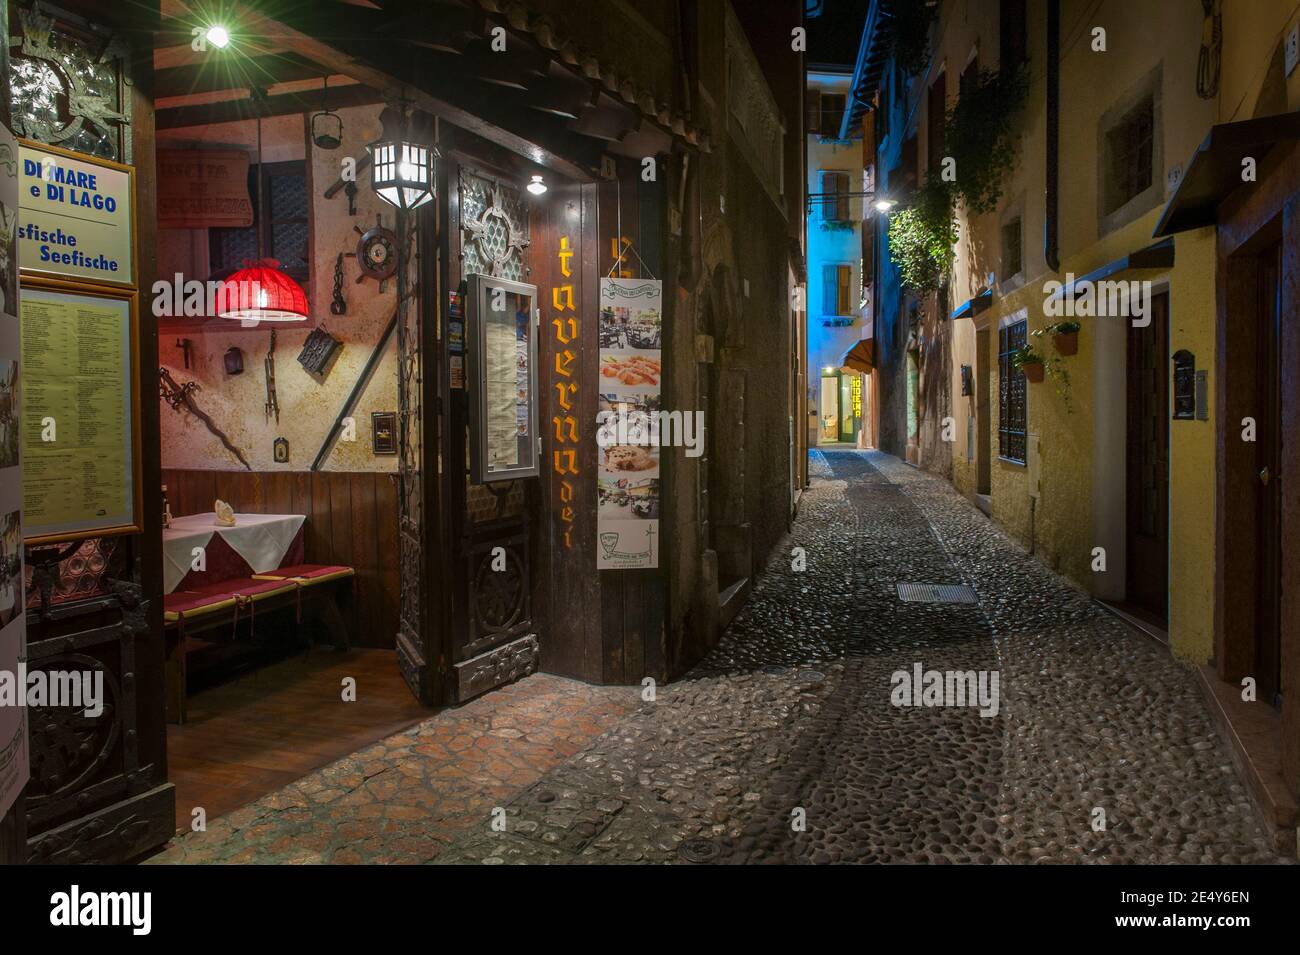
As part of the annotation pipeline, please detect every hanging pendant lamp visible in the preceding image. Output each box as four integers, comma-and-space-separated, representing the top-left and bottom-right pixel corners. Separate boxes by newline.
215, 113, 309, 325
216, 258, 309, 323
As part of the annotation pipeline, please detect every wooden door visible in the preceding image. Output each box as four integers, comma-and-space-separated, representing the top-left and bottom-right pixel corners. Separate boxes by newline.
1255, 243, 1283, 707
441, 153, 540, 703
1126, 291, 1169, 620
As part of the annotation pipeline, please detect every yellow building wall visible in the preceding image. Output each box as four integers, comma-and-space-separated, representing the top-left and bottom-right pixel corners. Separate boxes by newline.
933, 0, 1219, 628
1167, 229, 1216, 662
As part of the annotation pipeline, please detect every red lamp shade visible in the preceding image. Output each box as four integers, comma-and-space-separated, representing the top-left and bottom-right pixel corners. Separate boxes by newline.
216, 259, 309, 324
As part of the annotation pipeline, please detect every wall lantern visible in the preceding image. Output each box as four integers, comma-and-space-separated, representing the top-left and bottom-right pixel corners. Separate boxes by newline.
369, 103, 436, 211
311, 77, 343, 150
874, 198, 896, 212
526, 174, 547, 196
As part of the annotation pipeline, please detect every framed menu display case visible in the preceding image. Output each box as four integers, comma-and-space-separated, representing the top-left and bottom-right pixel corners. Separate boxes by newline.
18, 277, 141, 543
466, 274, 539, 483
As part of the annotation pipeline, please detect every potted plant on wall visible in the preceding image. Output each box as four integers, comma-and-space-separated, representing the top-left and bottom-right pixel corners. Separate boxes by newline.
1011, 344, 1046, 383
1034, 320, 1080, 356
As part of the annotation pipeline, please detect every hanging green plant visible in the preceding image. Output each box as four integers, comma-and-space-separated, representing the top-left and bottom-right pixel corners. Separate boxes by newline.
1045, 358, 1074, 413
887, 177, 957, 292
885, 0, 939, 76
943, 65, 1029, 214
1033, 320, 1081, 356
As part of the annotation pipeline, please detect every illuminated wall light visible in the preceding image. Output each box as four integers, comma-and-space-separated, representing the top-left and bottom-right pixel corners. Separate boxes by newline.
205, 25, 231, 48
526, 174, 547, 196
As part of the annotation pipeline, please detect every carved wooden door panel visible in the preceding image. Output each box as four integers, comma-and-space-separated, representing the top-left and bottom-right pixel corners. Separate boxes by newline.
445, 158, 540, 702
395, 193, 437, 704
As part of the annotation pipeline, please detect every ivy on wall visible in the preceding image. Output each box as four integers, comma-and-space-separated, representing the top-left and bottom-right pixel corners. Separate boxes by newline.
887, 63, 1028, 292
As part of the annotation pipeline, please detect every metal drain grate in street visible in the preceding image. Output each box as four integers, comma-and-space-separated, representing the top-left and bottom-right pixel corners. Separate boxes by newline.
895, 582, 979, 604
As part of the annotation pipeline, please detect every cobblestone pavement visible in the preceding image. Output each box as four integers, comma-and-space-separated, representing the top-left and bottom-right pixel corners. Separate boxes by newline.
435, 449, 1286, 864
153, 449, 1288, 864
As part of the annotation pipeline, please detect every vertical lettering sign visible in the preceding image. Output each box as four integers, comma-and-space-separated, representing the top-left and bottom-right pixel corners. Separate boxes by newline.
0, 118, 28, 818
596, 274, 662, 569
551, 236, 579, 549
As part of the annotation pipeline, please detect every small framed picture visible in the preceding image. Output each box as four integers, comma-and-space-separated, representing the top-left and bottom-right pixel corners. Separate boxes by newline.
273, 437, 289, 463
372, 411, 397, 454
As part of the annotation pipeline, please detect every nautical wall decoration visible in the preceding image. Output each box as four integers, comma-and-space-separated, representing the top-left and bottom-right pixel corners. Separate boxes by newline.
264, 329, 280, 423
347, 213, 397, 290
330, 252, 347, 315
297, 325, 342, 377
159, 366, 251, 470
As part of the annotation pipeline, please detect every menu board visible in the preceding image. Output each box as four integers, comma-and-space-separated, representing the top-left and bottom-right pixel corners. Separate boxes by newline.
468, 275, 538, 483
0, 117, 27, 820
19, 285, 136, 541
18, 142, 134, 287
596, 278, 662, 570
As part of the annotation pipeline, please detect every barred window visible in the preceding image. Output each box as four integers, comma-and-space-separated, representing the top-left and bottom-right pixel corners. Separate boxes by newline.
998, 319, 1028, 463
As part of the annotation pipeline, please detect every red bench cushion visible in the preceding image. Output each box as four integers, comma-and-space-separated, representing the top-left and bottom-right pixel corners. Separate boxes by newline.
164, 577, 297, 622
252, 564, 355, 585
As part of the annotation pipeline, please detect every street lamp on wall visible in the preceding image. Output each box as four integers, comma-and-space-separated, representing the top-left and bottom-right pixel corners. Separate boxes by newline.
370, 103, 436, 211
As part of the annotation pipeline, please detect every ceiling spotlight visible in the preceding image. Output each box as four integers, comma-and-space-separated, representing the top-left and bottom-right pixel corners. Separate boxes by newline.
874, 198, 896, 212
204, 25, 231, 48
526, 174, 547, 196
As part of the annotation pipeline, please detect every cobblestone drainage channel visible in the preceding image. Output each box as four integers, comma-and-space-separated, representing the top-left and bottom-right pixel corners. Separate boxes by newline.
896, 582, 979, 604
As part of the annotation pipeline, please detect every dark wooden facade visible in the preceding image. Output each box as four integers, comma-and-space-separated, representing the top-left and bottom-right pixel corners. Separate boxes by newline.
1, 0, 795, 863
1214, 138, 1300, 811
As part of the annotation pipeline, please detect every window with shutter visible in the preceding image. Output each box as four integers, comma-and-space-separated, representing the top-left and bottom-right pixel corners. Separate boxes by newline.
822, 264, 838, 315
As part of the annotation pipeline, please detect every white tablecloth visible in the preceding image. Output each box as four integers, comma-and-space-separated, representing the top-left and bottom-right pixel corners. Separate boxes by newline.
163, 513, 306, 593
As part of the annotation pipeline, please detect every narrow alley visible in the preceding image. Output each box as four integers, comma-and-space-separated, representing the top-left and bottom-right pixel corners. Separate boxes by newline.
150, 450, 1283, 865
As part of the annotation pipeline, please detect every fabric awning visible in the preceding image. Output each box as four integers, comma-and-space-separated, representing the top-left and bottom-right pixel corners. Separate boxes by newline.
840, 337, 875, 374
1153, 112, 1300, 237
1043, 238, 1175, 305
951, 287, 993, 320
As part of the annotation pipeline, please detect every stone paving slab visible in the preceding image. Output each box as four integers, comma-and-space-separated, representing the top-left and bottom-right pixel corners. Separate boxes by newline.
148, 674, 637, 864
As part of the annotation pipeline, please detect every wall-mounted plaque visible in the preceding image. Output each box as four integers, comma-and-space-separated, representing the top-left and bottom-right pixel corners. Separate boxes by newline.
467, 274, 538, 483
156, 149, 253, 230
273, 437, 289, 463
18, 140, 135, 288
372, 411, 397, 454
20, 280, 140, 542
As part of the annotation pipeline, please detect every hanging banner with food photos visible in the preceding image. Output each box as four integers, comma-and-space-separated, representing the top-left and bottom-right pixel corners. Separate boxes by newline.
0, 118, 28, 820
597, 276, 662, 569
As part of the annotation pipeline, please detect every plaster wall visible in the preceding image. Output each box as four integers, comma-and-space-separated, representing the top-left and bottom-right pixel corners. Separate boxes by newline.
156, 105, 400, 474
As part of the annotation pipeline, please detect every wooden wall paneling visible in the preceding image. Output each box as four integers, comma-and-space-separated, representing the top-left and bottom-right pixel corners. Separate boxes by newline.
162, 470, 399, 649
376, 474, 400, 646
349, 473, 379, 641
578, 180, 605, 683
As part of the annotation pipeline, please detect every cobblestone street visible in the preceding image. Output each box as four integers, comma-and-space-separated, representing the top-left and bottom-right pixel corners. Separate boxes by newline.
154, 450, 1287, 864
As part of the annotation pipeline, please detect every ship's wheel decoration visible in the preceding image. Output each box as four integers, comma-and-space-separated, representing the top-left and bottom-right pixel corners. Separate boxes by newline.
346, 213, 398, 291
463, 183, 530, 278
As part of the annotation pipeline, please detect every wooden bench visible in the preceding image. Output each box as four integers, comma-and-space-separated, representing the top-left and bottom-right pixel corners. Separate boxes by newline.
162, 565, 355, 724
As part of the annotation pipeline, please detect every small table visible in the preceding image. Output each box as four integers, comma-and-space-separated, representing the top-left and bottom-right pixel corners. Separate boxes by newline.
163, 512, 306, 594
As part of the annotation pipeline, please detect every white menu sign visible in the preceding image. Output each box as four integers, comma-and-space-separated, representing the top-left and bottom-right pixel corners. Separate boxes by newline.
596, 277, 662, 569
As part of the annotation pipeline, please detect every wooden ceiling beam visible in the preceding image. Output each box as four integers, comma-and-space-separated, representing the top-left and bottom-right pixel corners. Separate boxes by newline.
156, 82, 383, 130
224, 0, 602, 180
154, 51, 328, 98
